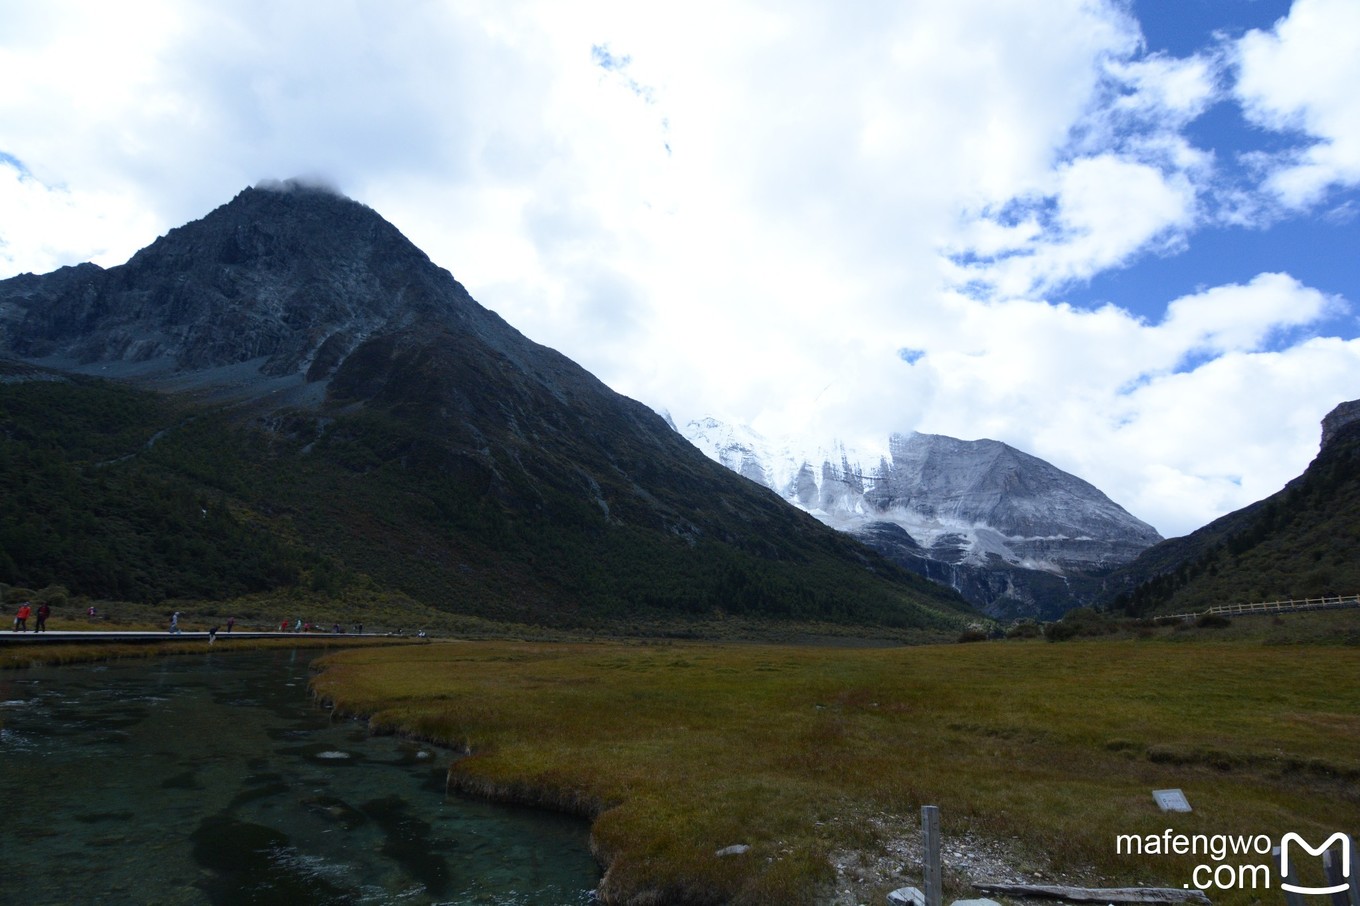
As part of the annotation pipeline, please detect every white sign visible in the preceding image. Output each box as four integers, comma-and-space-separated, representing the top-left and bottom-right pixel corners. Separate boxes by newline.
1152, 789, 1191, 812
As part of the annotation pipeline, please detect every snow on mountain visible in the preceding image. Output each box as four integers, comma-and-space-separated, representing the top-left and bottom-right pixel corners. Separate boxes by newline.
679, 416, 1163, 619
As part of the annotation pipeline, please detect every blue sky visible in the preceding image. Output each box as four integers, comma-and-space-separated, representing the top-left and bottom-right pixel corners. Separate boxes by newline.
1, 0, 1357, 537
1136, 0, 1292, 54
1063, 0, 1360, 342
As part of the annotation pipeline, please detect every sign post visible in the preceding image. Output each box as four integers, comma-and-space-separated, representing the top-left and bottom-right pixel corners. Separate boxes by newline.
923, 805, 942, 906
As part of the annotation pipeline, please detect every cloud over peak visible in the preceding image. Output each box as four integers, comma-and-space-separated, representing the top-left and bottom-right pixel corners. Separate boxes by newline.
1, 0, 1357, 537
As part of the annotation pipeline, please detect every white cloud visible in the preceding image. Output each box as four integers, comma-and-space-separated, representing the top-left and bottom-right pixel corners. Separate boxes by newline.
0, 162, 160, 275
1158, 272, 1340, 356
1098, 338, 1360, 535
882, 273, 1352, 536
1235, 0, 1360, 207
1107, 53, 1219, 123
0, 0, 1356, 541
951, 154, 1199, 297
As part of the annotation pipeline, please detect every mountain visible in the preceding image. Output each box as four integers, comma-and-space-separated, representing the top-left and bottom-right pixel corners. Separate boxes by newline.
1103, 399, 1360, 616
683, 418, 1162, 619
0, 181, 971, 631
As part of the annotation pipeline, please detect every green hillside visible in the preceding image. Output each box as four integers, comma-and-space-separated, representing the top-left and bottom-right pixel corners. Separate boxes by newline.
0, 368, 971, 631
1108, 415, 1360, 616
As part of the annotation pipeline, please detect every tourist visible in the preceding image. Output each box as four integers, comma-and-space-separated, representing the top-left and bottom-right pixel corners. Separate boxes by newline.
35, 601, 50, 632
13, 601, 31, 632
169, 611, 182, 634
226, 617, 235, 633
208, 625, 219, 644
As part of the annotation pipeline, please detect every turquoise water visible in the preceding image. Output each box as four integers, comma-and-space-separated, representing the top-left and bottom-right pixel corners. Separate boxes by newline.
0, 649, 600, 904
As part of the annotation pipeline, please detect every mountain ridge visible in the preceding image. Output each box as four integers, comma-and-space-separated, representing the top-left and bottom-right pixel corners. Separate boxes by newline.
1103, 399, 1360, 616
0, 182, 972, 631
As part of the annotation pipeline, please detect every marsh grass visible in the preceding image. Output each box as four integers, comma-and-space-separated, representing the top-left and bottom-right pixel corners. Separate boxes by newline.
312, 631, 1360, 905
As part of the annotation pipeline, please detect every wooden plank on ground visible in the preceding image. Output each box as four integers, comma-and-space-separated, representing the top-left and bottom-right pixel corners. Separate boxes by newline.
972, 882, 1211, 905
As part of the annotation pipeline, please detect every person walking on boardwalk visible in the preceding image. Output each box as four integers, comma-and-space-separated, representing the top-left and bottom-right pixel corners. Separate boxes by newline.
226, 617, 235, 633
169, 611, 182, 634
35, 602, 50, 632
13, 601, 31, 632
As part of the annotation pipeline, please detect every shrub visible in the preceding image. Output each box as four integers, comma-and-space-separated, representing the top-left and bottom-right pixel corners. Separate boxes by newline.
1044, 620, 1081, 642
1045, 607, 1117, 641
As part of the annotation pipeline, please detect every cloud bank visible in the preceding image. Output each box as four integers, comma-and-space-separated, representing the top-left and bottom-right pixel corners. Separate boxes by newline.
1, 0, 1357, 537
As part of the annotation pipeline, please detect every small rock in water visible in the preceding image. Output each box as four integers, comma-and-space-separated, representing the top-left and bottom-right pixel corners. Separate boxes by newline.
315, 750, 352, 760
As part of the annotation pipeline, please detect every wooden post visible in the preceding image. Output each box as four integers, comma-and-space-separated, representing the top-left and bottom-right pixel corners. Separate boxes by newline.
1324, 836, 1359, 906
1275, 846, 1306, 906
1351, 835, 1360, 906
922, 805, 942, 906
1324, 848, 1349, 906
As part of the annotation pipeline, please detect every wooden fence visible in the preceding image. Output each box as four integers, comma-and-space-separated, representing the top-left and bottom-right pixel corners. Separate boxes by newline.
1164, 593, 1360, 623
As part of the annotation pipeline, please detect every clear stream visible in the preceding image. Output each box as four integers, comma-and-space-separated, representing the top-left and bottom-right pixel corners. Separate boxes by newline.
0, 649, 599, 905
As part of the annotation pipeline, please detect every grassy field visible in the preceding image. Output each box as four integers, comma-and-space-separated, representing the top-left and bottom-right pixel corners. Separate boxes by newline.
311, 620, 1360, 905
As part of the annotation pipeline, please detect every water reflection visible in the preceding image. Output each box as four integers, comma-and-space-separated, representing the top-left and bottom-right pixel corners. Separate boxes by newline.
0, 650, 598, 904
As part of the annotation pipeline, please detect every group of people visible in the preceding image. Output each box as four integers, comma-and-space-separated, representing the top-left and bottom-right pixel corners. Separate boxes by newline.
277, 619, 364, 634
8, 604, 387, 637
11, 601, 51, 632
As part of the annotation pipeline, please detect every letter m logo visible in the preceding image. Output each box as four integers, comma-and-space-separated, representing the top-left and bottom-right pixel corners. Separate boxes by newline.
1280, 832, 1350, 895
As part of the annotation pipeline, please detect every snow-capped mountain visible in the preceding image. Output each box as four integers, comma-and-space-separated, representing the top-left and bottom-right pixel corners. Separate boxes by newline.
682, 417, 1163, 619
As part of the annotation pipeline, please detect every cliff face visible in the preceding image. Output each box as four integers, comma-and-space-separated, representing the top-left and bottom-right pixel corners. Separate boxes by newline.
1321, 399, 1360, 448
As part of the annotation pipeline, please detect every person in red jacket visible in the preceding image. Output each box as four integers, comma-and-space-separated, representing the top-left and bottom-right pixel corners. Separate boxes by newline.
14, 602, 32, 632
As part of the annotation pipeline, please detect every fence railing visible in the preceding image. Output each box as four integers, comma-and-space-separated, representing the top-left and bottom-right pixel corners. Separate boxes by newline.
1164, 593, 1360, 623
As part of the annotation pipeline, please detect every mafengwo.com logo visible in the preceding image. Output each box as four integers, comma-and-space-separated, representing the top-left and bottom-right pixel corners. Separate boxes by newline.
1280, 833, 1350, 895
1115, 830, 1352, 893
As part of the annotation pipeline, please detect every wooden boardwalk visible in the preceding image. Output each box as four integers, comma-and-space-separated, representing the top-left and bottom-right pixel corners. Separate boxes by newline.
0, 629, 407, 646
1165, 593, 1360, 623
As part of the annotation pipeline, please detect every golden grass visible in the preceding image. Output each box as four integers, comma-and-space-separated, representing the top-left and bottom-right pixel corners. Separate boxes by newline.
311, 634, 1360, 905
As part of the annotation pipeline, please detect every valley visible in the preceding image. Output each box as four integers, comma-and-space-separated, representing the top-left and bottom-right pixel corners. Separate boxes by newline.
2, 181, 1359, 906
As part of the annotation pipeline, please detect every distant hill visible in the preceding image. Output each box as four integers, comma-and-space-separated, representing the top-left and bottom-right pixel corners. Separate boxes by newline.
1104, 400, 1360, 616
0, 182, 971, 631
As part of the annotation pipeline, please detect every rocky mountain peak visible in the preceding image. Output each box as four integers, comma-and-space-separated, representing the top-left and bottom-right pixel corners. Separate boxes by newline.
681, 419, 1162, 619
0, 179, 494, 401
1321, 398, 1360, 449
870, 431, 1159, 543
1, 183, 972, 631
